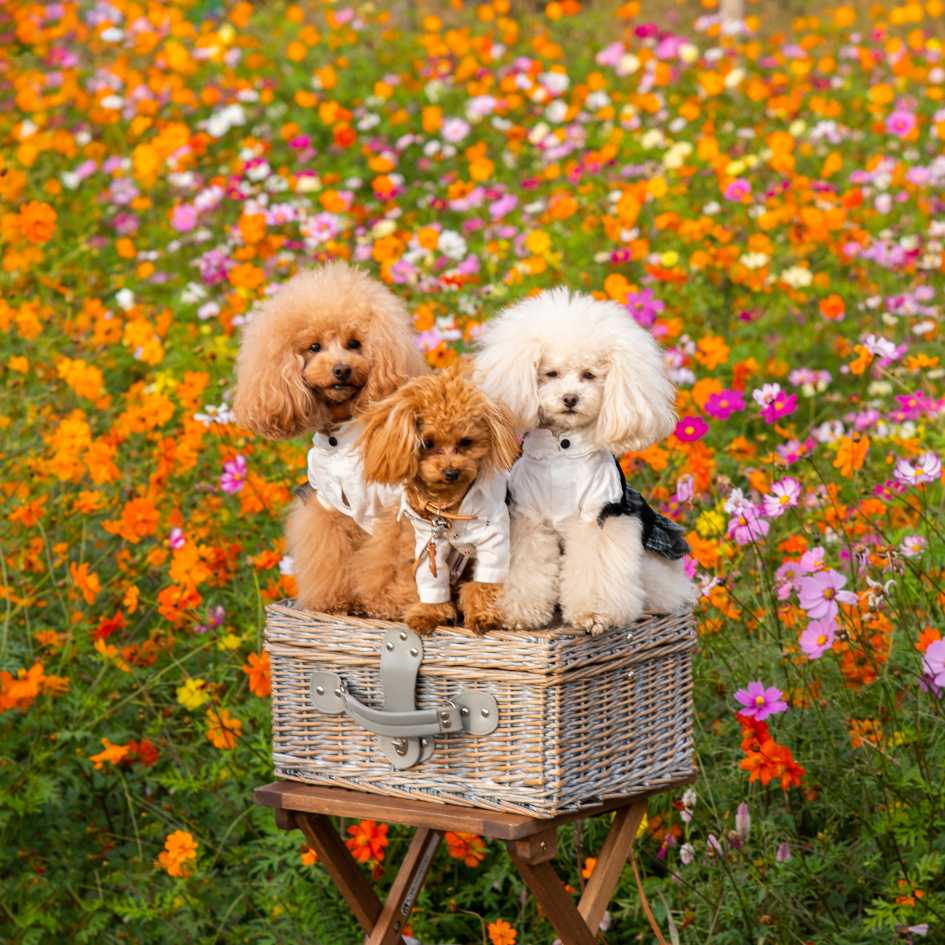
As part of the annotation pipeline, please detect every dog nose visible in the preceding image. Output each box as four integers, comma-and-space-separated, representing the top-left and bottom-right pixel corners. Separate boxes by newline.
332, 363, 352, 382
444, 468, 460, 483
563, 394, 579, 409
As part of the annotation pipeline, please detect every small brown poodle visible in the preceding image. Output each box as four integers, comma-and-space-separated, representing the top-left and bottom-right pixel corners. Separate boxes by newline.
233, 262, 427, 613
352, 363, 520, 634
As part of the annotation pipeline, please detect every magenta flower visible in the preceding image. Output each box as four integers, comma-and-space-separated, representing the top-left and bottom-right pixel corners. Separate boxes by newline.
885, 109, 916, 138
169, 528, 186, 550
735, 681, 788, 721
220, 455, 247, 494
762, 477, 801, 517
893, 452, 941, 487
776, 842, 792, 862
753, 383, 797, 424
705, 389, 745, 420
626, 288, 664, 327
724, 178, 751, 201
675, 416, 708, 442
799, 619, 836, 659
797, 568, 856, 621
727, 506, 769, 545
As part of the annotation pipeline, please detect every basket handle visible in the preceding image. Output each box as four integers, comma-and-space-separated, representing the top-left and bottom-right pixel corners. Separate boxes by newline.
311, 672, 497, 738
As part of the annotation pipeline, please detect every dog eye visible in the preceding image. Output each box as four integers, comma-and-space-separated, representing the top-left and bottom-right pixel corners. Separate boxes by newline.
582, 370, 596, 380
346, 339, 361, 350
422, 437, 435, 450
457, 437, 473, 449
309, 342, 321, 353
545, 370, 559, 378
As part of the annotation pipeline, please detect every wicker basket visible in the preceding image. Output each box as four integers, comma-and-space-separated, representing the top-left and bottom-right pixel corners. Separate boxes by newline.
266, 603, 697, 817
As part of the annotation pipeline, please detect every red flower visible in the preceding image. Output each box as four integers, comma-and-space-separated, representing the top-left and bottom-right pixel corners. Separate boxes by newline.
346, 820, 388, 865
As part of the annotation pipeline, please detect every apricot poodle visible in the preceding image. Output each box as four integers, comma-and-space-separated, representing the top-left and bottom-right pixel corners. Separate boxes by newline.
233, 261, 427, 612
352, 363, 520, 634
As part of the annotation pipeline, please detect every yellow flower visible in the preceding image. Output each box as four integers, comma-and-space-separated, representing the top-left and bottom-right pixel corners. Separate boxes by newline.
695, 508, 726, 538
176, 678, 209, 710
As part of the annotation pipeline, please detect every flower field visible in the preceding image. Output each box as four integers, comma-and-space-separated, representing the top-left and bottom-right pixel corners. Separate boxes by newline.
3, 0, 945, 942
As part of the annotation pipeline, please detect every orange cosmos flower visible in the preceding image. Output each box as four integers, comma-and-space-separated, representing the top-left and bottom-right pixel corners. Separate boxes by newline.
242, 651, 271, 697
18, 201, 57, 244
157, 830, 198, 878
444, 832, 486, 867
487, 919, 517, 945
89, 738, 131, 769
206, 707, 242, 749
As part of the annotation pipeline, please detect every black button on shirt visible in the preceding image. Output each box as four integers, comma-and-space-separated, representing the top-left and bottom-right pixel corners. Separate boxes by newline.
328, 436, 338, 447
560, 439, 571, 449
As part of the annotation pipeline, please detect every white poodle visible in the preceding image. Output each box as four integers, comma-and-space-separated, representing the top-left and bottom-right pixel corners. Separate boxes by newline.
475, 289, 696, 631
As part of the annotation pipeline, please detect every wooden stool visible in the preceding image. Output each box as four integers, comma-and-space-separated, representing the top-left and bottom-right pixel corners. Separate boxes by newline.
256, 780, 689, 945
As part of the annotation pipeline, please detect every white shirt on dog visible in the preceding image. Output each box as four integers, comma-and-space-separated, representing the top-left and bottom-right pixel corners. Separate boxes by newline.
509, 428, 622, 526
400, 472, 510, 605
306, 420, 400, 535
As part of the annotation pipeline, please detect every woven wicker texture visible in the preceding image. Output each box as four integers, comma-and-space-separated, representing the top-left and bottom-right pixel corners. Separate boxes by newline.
267, 603, 697, 816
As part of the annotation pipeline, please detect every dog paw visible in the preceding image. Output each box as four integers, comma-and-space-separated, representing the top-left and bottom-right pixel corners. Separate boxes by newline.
405, 602, 456, 635
570, 612, 614, 635
459, 582, 504, 634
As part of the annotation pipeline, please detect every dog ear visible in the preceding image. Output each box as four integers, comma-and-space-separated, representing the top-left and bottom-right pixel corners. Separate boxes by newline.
594, 325, 676, 453
482, 398, 521, 472
360, 290, 429, 406
233, 317, 326, 439
473, 313, 543, 430
358, 390, 420, 484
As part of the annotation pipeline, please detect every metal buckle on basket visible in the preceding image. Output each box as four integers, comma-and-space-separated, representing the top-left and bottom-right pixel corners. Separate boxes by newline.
308, 628, 499, 770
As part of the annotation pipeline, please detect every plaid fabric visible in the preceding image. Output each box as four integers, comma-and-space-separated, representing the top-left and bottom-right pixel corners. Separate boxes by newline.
597, 459, 690, 560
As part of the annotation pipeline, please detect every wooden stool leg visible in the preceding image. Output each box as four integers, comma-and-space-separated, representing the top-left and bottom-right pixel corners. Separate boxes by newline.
366, 828, 442, 945
578, 799, 648, 933
294, 812, 392, 937
508, 847, 597, 945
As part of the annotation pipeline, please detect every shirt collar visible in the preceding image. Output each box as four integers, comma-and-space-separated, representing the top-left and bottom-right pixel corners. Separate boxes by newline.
399, 470, 507, 524
312, 419, 359, 453
521, 427, 600, 459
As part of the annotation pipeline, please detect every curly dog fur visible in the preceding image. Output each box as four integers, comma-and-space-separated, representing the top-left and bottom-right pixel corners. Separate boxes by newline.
233, 262, 427, 612
475, 289, 696, 631
353, 363, 520, 633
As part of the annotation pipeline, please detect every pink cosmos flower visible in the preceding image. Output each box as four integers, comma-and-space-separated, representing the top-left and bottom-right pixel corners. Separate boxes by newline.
797, 569, 856, 622
762, 477, 801, 518
675, 416, 708, 442
885, 109, 916, 138
753, 383, 797, 424
171, 204, 198, 232
922, 639, 945, 689
727, 506, 769, 545
893, 452, 942, 487
775, 558, 808, 600
442, 117, 470, 143
705, 389, 745, 420
675, 474, 694, 503
220, 455, 247, 494
799, 619, 836, 659
735, 681, 788, 721
724, 178, 751, 201
900, 535, 927, 558
169, 528, 186, 550
776, 842, 792, 862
